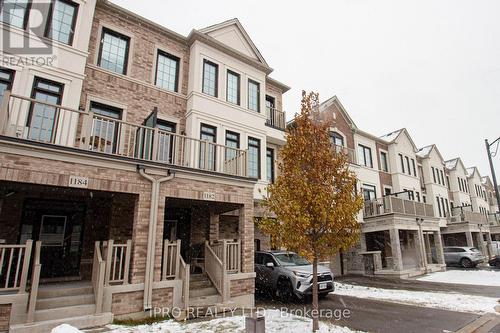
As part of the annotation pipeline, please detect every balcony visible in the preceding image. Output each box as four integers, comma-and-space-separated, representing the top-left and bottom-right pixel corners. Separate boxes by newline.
332, 144, 357, 165
363, 196, 434, 219
0, 92, 249, 178
447, 211, 488, 224
265, 107, 286, 131
488, 214, 500, 226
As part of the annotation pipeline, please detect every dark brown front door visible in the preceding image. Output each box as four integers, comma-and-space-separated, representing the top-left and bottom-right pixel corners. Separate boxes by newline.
20, 199, 86, 279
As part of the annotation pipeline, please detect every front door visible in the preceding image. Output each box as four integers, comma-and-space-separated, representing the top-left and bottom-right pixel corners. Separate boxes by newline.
20, 199, 86, 279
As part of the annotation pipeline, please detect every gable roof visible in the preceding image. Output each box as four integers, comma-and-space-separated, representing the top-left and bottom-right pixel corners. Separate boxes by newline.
445, 157, 468, 172
320, 95, 358, 129
380, 128, 418, 151
199, 18, 269, 67
416, 144, 445, 162
466, 166, 481, 179
482, 176, 492, 187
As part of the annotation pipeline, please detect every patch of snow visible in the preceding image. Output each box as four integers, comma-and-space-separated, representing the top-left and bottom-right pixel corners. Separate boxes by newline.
106, 309, 363, 333
379, 129, 402, 142
445, 158, 458, 170
417, 270, 500, 287
50, 324, 83, 333
333, 282, 498, 314
416, 145, 433, 158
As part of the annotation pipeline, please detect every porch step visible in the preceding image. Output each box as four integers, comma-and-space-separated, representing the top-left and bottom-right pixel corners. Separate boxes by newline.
190, 274, 209, 282
189, 286, 218, 298
37, 283, 93, 299
9, 313, 112, 333
34, 304, 95, 322
188, 295, 221, 308
36, 293, 95, 310
189, 279, 213, 289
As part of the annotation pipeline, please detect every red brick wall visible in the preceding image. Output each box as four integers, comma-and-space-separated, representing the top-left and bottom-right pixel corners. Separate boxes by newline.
0, 304, 10, 332
152, 287, 173, 308
321, 100, 355, 150
376, 141, 392, 189
112, 290, 143, 315
230, 278, 254, 297
82, 3, 189, 131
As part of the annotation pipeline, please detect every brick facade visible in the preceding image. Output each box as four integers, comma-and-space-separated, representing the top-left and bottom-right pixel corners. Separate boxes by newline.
230, 278, 254, 298
376, 141, 393, 189
0, 304, 10, 332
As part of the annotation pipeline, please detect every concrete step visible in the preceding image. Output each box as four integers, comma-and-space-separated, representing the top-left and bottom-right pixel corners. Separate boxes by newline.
36, 293, 95, 310
10, 313, 112, 333
37, 284, 93, 299
189, 286, 218, 298
189, 279, 213, 289
190, 274, 209, 282
188, 294, 221, 307
34, 304, 95, 322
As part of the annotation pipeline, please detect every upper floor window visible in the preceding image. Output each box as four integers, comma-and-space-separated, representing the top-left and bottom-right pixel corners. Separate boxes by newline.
380, 151, 388, 172
358, 144, 373, 168
28, 77, 64, 143
202, 60, 218, 97
0, 67, 14, 105
248, 79, 260, 112
46, 0, 78, 45
266, 148, 275, 183
330, 132, 344, 147
411, 159, 416, 176
199, 124, 216, 171
155, 51, 180, 92
399, 154, 405, 173
90, 101, 122, 154
225, 130, 240, 162
0, 0, 30, 29
248, 137, 260, 178
362, 184, 376, 201
98, 28, 130, 75
405, 156, 410, 175
226, 70, 240, 105
439, 170, 445, 186
265, 95, 275, 109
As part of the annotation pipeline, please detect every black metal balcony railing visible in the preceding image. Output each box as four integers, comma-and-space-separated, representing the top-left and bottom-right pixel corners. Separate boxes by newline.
0, 92, 248, 177
265, 107, 286, 131
363, 196, 435, 219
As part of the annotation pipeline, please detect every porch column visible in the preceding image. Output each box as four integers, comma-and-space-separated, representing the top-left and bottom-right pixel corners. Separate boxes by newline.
130, 191, 153, 284
209, 210, 220, 243
465, 231, 474, 247
414, 229, 427, 270
477, 230, 488, 257
239, 203, 254, 273
360, 233, 367, 252
424, 233, 433, 264
389, 228, 403, 271
486, 232, 494, 258
433, 230, 445, 265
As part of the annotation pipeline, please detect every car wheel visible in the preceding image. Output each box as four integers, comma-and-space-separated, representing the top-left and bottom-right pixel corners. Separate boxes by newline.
277, 279, 295, 303
460, 258, 473, 269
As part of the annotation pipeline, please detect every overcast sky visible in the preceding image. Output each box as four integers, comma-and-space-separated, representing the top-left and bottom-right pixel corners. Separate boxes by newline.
113, 0, 500, 180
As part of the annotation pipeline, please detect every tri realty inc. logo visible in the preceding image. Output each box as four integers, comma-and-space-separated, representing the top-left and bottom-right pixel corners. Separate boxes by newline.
1, 0, 56, 66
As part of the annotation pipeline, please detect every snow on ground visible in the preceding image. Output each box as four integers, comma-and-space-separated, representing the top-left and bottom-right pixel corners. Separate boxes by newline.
416, 269, 500, 286
334, 282, 499, 314
50, 309, 363, 333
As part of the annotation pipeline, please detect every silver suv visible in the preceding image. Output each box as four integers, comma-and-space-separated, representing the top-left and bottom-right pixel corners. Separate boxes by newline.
255, 251, 334, 301
443, 246, 485, 268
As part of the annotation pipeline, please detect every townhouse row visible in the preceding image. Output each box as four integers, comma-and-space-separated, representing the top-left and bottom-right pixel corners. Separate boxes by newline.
0, 0, 498, 331
0, 0, 289, 331
313, 97, 500, 279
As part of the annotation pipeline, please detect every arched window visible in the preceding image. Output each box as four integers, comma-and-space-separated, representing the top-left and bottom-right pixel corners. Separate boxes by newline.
330, 131, 344, 147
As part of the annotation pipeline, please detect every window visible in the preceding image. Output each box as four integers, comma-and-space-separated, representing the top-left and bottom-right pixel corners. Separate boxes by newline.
0, 0, 30, 29
266, 148, 275, 183
436, 197, 442, 217
155, 51, 180, 92
28, 77, 64, 143
248, 137, 261, 179
0, 67, 14, 105
446, 175, 450, 189
399, 154, 405, 173
199, 124, 216, 171
380, 151, 388, 172
98, 28, 130, 75
416, 192, 420, 202
202, 60, 218, 97
440, 170, 445, 186
458, 177, 462, 191
248, 79, 260, 112
46, 0, 78, 45
225, 131, 240, 162
411, 159, 416, 176
265, 95, 275, 109
362, 184, 376, 202
358, 144, 373, 168
445, 198, 449, 215
432, 167, 437, 183
384, 187, 392, 196
226, 70, 240, 105
406, 190, 415, 201
330, 132, 344, 147
405, 157, 410, 175
89, 101, 122, 153
440, 197, 445, 217
156, 119, 176, 163
423, 195, 427, 203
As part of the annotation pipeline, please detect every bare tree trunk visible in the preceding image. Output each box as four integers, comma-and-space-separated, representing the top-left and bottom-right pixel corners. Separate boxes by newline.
312, 254, 319, 332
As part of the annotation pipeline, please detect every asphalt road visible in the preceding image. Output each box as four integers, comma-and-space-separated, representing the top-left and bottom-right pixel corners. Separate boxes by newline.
336, 274, 500, 298
257, 294, 479, 333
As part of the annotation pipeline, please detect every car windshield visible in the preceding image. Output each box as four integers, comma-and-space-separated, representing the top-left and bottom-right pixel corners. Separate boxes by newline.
273, 253, 310, 266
